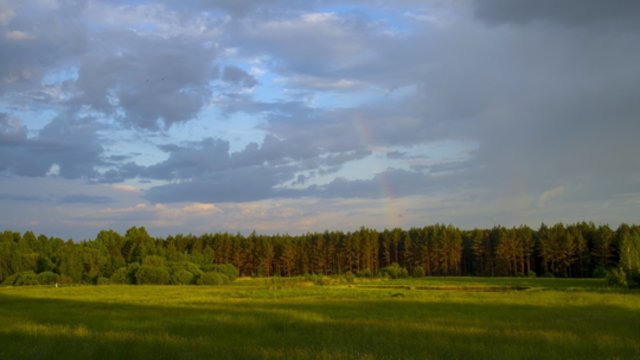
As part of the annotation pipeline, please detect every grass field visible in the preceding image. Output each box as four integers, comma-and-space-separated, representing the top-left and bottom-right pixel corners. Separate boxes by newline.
1, 277, 639, 359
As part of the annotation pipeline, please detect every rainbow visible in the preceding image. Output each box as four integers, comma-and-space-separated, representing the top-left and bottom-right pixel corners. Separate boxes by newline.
353, 117, 404, 228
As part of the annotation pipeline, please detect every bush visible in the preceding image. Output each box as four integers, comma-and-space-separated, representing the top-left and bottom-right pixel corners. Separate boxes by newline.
412, 265, 425, 278
527, 271, 537, 278
380, 263, 409, 279
172, 269, 196, 285
135, 265, 170, 285
110, 267, 130, 284
168, 261, 204, 285
541, 272, 555, 278
2, 273, 17, 286
202, 264, 238, 281
36, 271, 59, 285
8, 271, 40, 286
304, 273, 328, 286
628, 270, 640, 289
606, 268, 628, 288
58, 275, 74, 285
593, 266, 608, 278
343, 271, 355, 283
96, 277, 110, 285
197, 271, 229, 286
357, 269, 372, 278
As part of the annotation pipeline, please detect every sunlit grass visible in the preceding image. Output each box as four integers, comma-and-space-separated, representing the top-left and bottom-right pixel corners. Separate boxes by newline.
1, 278, 639, 359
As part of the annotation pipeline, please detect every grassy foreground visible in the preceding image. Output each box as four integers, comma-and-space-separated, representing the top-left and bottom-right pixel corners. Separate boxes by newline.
0, 277, 638, 359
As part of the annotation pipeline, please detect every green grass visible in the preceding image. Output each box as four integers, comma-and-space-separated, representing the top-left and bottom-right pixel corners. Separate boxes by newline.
1, 277, 638, 359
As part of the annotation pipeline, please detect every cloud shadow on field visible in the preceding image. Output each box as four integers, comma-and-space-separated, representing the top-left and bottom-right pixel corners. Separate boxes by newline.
0, 288, 638, 359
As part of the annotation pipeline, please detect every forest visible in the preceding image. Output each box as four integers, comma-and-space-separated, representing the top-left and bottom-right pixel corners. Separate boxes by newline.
1, 222, 639, 286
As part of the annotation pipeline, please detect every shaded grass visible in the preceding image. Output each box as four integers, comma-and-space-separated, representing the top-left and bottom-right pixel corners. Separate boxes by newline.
0, 278, 639, 359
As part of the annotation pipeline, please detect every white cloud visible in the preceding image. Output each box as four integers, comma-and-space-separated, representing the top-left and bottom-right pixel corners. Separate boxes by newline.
183, 203, 219, 213
5, 30, 34, 40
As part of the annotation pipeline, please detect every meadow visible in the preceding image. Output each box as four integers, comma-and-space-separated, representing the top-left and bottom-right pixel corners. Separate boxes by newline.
1, 277, 639, 359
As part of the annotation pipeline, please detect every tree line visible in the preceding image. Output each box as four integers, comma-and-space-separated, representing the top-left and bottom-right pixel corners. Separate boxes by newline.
1, 222, 639, 286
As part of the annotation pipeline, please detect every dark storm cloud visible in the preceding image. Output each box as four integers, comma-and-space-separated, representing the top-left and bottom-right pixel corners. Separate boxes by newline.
59, 194, 113, 204
70, 32, 218, 130
474, 0, 640, 27
221, 66, 257, 88
0, 193, 48, 202
144, 168, 283, 203
125, 132, 373, 203
0, 114, 103, 178
0, 192, 112, 204
293, 168, 436, 199
140, 138, 305, 203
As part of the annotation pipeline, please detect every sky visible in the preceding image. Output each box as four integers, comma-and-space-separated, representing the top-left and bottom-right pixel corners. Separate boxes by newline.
1, 0, 639, 240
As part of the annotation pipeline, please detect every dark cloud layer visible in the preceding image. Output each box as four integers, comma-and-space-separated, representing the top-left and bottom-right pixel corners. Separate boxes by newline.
1, 0, 639, 232
0, 113, 103, 178
474, 0, 640, 28
71, 33, 218, 129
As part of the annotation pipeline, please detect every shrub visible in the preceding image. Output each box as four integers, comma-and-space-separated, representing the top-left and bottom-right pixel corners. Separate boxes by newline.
527, 271, 537, 278
304, 273, 327, 286
2, 273, 18, 286
36, 271, 59, 285
178, 262, 204, 277
606, 268, 628, 288
380, 263, 409, 279
10, 271, 40, 286
110, 267, 130, 284
197, 271, 229, 286
168, 261, 204, 285
96, 277, 110, 285
593, 266, 608, 278
58, 275, 74, 285
343, 271, 355, 283
135, 265, 170, 285
412, 265, 425, 278
202, 264, 238, 281
357, 269, 372, 278
628, 270, 640, 289
126, 263, 141, 284
172, 269, 196, 285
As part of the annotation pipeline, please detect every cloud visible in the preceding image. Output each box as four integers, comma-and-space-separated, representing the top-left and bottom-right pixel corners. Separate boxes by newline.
284, 74, 364, 91
0, 6, 15, 26
537, 186, 565, 208
0, 193, 48, 202
473, 0, 640, 28
0, 1, 86, 96
59, 194, 114, 204
163, 0, 316, 18
5, 30, 34, 40
182, 202, 219, 213
0, 114, 103, 178
222, 65, 257, 88
1, 0, 639, 238
70, 32, 218, 129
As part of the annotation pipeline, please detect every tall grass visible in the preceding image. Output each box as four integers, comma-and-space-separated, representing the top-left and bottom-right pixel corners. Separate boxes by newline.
1, 278, 638, 359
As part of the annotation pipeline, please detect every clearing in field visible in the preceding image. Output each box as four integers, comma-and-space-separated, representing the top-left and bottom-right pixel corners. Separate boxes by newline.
0, 277, 639, 359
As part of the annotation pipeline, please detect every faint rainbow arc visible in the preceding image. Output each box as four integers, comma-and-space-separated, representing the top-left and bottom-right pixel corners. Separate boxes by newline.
352, 117, 403, 228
